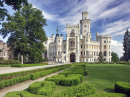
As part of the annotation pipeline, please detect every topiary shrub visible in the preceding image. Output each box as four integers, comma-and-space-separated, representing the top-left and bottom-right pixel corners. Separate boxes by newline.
58, 83, 95, 97
115, 81, 130, 96
4, 91, 45, 97
86, 93, 127, 97
28, 81, 55, 96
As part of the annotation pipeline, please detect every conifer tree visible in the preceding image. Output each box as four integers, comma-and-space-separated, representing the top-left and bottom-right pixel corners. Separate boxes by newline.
123, 29, 130, 61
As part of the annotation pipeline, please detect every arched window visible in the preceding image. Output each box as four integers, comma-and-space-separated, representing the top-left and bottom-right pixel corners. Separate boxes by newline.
104, 51, 106, 56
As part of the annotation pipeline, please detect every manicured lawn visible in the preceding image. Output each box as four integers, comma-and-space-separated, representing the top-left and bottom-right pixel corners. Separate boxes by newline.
83, 64, 130, 93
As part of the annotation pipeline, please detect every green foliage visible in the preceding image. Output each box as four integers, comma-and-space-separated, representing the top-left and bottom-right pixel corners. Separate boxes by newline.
111, 52, 119, 61
42, 58, 47, 62
0, 64, 73, 89
58, 83, 95, 97
0, 4, 47, 63
28, 81, 55, 96
0, 49, 2, 52
4, 91, 44, 97
0, 0, 28, 24
123, 29, 130, 61
0, 59, 20, 65
115, 81, 130, 96
11, 63, 48, 67
60, 64, 88, 76
86, 93, 127, 97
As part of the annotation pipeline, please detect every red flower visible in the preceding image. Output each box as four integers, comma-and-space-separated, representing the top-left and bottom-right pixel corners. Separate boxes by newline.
8, 78, 9, 79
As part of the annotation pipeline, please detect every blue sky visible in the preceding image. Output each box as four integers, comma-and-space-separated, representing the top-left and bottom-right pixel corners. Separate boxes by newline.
0, 0, 130, 58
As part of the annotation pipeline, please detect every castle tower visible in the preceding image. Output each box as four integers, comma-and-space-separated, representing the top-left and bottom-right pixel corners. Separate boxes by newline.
80, 12, 91, 36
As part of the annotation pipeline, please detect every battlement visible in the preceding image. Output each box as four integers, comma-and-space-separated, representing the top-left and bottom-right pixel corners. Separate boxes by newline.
66, 24, 79, 28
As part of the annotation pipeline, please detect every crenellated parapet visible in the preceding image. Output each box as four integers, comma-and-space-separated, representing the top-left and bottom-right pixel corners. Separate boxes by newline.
66, 24, 80, 28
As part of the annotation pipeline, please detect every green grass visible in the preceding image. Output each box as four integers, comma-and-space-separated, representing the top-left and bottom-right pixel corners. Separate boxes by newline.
11, 63, 48, 67
83, 64, 130, 93
0, 65, 11, 67
51, 85, 69, 97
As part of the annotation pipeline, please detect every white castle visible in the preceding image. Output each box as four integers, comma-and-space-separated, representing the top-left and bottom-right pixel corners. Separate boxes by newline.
43, 12, 111, 62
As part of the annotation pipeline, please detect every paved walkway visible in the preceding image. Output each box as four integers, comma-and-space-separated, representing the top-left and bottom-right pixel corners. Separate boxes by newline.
0, 63, 67, 74
0, 67, 70, 97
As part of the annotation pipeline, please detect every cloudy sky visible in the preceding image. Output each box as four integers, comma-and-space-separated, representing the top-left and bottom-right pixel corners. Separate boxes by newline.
0, 0, 130, 58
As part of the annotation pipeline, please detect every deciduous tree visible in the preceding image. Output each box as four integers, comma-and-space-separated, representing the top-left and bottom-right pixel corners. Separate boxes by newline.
111, 52, 119, 61
0, 4, 47, 63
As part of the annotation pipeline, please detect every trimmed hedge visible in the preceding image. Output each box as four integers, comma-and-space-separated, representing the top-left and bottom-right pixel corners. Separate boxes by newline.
45, 74, 83, 86
4, 91, 45, 97
59, 64, 88, 76
0, 64, 74, 89
86, 93, 127, 97
115, 81, 130, 96
57, 83, 95, 97
28, 81, 55, 96
11, 63, 48, 67
0, 59, 20, 65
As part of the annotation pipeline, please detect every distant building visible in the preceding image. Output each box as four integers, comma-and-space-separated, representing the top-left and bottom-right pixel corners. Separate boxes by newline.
43, 12, 112, 62
0, 40, 14, 60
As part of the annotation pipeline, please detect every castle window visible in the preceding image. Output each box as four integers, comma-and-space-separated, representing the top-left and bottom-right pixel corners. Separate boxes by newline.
104, 51, 106, 56
104, 45, 106, 49
84, 51, 85, 55
109, 45, 110, 49
84, 17, 86, 19
109, 52, 111, 56
58, 40, 60, 42
84, 25, 86, 27
81, 51, 82, 55
92, 51, 93, 55
104, 40, 106, 43
64, 45, 65, 49
84, 30, 86, 32
109, 41, 110, 43
81, 45, 82, 48
104, 58, 106, 61
70, 31, 75, 37
86, 39, 88, 41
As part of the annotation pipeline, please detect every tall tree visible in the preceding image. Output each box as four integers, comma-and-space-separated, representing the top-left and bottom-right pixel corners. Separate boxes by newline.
0, 4, 47, 63
123, 29, 130, 61
111, 52, 119, 61
98, 52, 104, 62
0, 0, 28, 23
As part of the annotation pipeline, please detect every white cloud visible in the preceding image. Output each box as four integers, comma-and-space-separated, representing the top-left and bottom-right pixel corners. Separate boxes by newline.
111, 40, 124, 57
101, 20, 130, 36
29, 1, 58, 21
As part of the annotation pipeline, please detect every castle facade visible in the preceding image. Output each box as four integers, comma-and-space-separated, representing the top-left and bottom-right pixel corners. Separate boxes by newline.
43, 12, 111, 62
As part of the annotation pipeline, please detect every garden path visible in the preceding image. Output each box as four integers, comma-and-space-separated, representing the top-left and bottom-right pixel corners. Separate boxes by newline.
0, 63, 68, 74
0, 68, 68, 97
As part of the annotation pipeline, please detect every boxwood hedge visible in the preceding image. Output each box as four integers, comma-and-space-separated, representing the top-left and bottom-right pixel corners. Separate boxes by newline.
45, 74, 83, 86
57, 83, 95, 97
28, 81, 55, 96
4, 91, 45, 97
0, 64, 74, 89
86, 93, 127, 97
115, 81, 130, 96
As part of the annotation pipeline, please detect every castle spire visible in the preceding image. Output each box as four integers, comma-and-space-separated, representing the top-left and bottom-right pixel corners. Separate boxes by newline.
56, 26, 59, 34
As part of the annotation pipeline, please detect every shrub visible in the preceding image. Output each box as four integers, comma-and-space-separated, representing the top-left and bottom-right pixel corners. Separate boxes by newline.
45, 74, 83, 86
4, 91, 44, 97
42, 58, 47, 62
59, 64, 88, 76
28, 81, 55, 96
0, 59, 20, 65
11, 63, 48, 67
58, 83, 95, 97
115, 81, 130, 96
45, 74, 65, 85
86, 93, 127, 97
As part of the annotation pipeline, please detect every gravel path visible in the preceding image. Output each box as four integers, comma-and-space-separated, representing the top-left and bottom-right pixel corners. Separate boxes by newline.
0, 68, 68, 97
0, 63, 67, 74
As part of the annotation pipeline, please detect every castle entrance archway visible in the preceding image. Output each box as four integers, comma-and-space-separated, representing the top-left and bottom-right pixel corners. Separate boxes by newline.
70, 53, 75, 62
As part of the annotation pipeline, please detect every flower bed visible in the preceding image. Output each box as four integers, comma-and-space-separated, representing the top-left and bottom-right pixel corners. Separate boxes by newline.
0, 64, 74, 89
